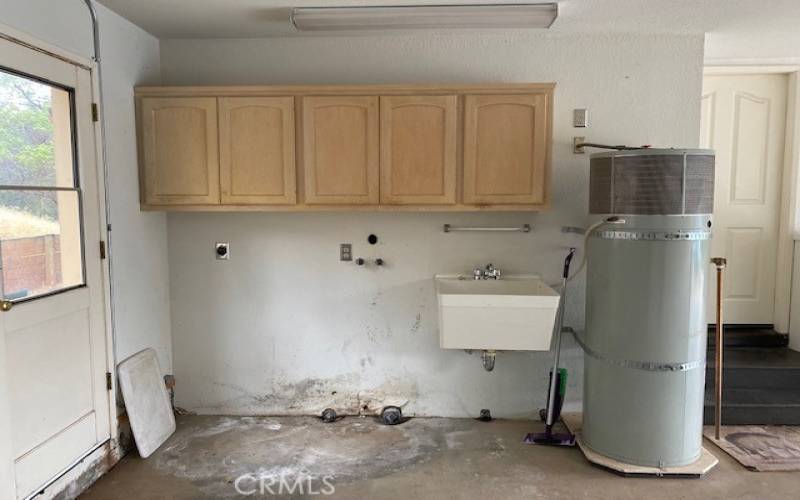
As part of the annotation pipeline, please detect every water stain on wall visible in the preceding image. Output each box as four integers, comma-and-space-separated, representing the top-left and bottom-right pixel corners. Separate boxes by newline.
207, 373, 420, 417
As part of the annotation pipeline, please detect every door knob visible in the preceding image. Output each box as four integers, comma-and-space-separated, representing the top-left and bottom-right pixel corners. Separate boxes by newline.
1, 300, 12, 312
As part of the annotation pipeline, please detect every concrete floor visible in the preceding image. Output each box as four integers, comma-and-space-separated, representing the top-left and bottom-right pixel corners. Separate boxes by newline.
81, 415, 797, 499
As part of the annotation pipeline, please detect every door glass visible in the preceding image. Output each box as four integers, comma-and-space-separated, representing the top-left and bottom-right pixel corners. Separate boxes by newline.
0, 69, 84, 301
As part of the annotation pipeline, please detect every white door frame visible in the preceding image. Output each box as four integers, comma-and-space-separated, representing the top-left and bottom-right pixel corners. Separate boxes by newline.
0, 22, 117, 498
704, 65, 800, 334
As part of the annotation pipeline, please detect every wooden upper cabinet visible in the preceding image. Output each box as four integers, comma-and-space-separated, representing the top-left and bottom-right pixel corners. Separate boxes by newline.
139, 97, 219, 205
380, 95, 457, 205
301, 96, 379, 205
219, 97, 296, 205
135, 84, 554, 211
463, 93, 549, 205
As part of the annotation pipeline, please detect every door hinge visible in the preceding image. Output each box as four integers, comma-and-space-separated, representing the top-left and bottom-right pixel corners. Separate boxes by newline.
99, 241, 107, 260
106, 372, 113, 391
91, 103, 99, 122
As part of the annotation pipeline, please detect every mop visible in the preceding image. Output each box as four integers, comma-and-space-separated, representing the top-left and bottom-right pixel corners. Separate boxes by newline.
524, 247, 577, 446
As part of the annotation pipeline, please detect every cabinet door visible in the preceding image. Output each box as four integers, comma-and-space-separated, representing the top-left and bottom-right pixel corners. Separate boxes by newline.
139, 97, 219, 205
380, 95, 457, 205
463, 94, 549, 205
219, 97, 296, 205
302, 96, 379, 204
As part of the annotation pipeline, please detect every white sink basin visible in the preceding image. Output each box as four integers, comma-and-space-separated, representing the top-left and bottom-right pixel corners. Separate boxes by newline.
435, 275, 560, 351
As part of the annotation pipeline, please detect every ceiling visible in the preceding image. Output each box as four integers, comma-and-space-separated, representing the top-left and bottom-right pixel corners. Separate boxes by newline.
96, 0, 800, 42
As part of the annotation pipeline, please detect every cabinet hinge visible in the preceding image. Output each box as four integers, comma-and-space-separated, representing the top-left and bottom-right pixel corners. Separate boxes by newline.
91, 103, 99, 122
106, 372, 113, 391
99, 241, 107, 260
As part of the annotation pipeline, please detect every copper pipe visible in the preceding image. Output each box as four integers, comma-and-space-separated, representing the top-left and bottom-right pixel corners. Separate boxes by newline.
710, 257, 727, 440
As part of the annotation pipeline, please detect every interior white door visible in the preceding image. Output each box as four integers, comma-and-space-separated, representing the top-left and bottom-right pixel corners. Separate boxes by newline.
700, 73, 788, 325
0, 39, 110, 499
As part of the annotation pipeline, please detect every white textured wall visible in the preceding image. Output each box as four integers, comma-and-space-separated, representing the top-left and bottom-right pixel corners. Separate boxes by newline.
705, 32, 800, 65
0, 1, 172, 370
1, 0, 93, 57
161, 33, 704, 417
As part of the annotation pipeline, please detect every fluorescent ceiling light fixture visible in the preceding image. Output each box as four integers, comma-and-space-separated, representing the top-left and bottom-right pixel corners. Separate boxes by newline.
291, 3, 558, 31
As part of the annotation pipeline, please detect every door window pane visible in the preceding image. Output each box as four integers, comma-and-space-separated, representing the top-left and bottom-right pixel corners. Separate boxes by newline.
1, 69, 84, 301
0, 70, 74, 187
0, 191, 83, 300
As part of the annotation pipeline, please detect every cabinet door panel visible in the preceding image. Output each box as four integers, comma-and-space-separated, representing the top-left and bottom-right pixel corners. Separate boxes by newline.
463, 94, 548, 205
219, 97, 296, 205
380, 95, 457, 205
140, 97, 219, 205
302, 96, 379, 204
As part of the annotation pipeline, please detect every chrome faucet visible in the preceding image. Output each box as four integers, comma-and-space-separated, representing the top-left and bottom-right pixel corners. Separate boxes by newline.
473, 263, 501, 280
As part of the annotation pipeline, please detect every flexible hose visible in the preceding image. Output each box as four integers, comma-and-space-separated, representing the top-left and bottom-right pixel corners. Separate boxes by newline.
565, 216, 627, 283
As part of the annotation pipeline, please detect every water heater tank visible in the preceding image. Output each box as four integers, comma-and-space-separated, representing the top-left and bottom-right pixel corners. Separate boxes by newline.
583, 149, 714, 467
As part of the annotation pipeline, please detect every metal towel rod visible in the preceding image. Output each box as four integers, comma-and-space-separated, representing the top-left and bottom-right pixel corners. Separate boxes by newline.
443, 224, 531, 233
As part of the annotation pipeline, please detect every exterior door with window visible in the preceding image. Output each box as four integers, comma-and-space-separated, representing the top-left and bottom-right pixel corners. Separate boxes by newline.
0, 38, 110, 499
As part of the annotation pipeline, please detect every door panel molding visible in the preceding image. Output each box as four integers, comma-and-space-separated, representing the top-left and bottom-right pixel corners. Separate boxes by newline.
699, 92, 716, 149
301, 96, 379, 205
13, 413, 97, 498
140, 97, 220, 205
463, 93, 548, 205
379, 95, 457, 205
724, 227, 762, 300
219, 96, 296, 205
730, 91, 770, 205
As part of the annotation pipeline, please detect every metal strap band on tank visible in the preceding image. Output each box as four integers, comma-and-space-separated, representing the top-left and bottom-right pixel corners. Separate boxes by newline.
593, 229, 711, 241
564, 328, 705, 372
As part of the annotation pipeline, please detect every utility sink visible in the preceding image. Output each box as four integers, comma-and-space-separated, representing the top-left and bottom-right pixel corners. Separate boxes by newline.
435, 275, 560, 351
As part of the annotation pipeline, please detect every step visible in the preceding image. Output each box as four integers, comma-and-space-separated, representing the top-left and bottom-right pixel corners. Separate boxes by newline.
703, 388, 800, 425
707, 327, 788, 348
704, 347, 800, 390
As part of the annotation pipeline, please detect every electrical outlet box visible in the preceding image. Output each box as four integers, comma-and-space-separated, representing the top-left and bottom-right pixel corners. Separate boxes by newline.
340, 243, 352, 261
573, 108, 588, 128
215, 242, 230, 260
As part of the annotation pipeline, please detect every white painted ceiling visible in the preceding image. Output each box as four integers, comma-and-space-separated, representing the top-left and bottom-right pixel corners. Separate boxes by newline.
96, 0, 800, 40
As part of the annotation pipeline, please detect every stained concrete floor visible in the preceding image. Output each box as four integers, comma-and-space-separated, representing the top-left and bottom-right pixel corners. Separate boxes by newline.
81, 415, 797, 499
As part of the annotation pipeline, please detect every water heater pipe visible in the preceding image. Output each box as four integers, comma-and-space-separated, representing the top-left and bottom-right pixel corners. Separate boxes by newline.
575, 142, 646, 151
565, 217, 627, 283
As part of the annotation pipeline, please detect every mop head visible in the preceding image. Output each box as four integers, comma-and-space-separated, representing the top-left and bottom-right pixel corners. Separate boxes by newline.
524, 368, 575, 446
523, 430, 576, 447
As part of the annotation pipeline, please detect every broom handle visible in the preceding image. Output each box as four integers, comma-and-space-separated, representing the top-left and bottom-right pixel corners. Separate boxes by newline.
545, 276, 567, 429
711, 257, 727, 440
545, 248, 576, 429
